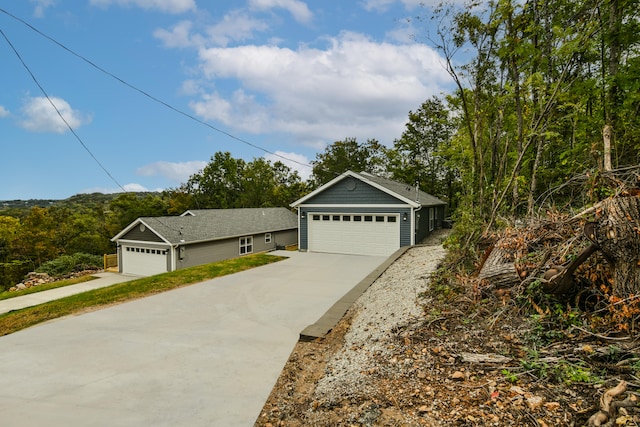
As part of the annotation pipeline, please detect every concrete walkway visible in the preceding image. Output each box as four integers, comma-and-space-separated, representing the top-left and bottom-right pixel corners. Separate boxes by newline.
0, 251, 387, 427
0, 272, 137, 315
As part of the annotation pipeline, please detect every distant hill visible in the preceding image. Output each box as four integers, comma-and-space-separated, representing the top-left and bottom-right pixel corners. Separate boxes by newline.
0, 192, 161, 214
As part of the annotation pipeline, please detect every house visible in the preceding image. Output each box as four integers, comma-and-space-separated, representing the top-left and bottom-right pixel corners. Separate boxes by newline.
111, 207, 298, 276
290, 170, 447, 257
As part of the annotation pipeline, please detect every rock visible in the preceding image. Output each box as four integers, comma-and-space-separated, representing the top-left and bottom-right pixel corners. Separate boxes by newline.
526, 395, 544, 411
545, 401, 560, 411
16, 283, 26, 290
450, 371, 465, 380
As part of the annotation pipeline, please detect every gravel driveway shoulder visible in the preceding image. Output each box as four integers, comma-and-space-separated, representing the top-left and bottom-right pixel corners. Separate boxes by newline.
256, 234, 449, 426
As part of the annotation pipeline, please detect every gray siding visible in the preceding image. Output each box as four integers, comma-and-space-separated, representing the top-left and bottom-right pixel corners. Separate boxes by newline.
175, 228, 298, 270
121, 226, 164, 243
306, 178, 402, 205
298, 206, 412, 250
415, 208, 431, 243
272, 229, 298, 248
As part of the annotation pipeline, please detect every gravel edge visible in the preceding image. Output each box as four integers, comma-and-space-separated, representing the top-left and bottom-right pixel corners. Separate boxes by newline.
312, 244, 448, 405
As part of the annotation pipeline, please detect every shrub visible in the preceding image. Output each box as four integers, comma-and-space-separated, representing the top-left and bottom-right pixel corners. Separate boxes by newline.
36, 253, 103, 277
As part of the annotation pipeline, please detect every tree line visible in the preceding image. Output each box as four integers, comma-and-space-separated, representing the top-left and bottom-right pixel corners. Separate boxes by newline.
2, 0, 639, 287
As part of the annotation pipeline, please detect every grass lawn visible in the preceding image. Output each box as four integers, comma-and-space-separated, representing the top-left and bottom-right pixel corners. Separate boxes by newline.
0, 275, 97, 301
0, 253, 286, 337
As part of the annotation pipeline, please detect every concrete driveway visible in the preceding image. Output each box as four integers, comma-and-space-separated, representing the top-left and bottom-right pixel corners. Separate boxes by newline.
0, 251, 386, 427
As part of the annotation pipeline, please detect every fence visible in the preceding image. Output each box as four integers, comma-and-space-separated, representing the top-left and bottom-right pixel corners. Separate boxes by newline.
103, 254, 118, 271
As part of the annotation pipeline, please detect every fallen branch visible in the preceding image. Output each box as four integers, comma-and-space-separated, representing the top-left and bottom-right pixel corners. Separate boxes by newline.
587, 380, 627, 426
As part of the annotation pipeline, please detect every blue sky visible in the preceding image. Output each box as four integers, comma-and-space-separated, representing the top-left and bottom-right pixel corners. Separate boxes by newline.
0, 0, 455, 200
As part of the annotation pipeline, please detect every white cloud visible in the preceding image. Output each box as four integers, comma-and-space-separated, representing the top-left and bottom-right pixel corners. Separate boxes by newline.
90, 0, 196, 14
155, 12, 269, 49
30, 0, 55, 18
189, 32, 450, 146
80, 183, 162, 194
136, 160, 207, 183
205, 10, 270, 47
248, 0, 313, 23
19, 96, 90, 134
0, 105, 9, 118
123, 183, 159, 192
361, 0, 468, 12
264, 151, 312, 181
154, 20, 200, 48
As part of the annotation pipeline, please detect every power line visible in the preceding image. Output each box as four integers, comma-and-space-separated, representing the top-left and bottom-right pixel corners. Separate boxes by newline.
0, 27, 127, 193
0, 7, 313, 171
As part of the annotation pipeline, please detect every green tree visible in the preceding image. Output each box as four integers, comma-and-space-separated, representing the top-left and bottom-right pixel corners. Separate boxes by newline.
19, 207, 59, 266
0, 216, 21, 263
425, 0, 640, 231
186, 152, 246, 209
389, 96, 458, 205
105, 193, 170, 238
310, 138, 389, 186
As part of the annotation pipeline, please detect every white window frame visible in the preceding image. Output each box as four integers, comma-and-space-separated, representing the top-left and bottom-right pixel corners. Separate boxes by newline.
265, 233, 272, 244
239, 236, 253, 255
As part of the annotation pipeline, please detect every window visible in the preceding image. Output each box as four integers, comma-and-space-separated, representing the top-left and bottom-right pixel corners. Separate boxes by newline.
354, 215, 362, 221
322, 215, 330, 221
313, 214, 320, 220
332, 215, 340, 221
388, 216, 397, 223
240, 236, 253, 255
375, 216, 385, 222
364, 215, 373, 222
342, 215, 351, 221
265, 233, 272, 243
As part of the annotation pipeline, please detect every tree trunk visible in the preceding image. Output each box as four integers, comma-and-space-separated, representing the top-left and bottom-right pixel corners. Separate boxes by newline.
478, 244, 520, 289
603, 125, 613, 172
592, 196, 640, 297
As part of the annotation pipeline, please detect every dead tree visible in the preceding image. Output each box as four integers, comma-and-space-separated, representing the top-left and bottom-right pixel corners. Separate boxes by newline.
590, 195, 640, 297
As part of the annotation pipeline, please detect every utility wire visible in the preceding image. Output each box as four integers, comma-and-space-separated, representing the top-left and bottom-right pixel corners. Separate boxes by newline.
0, 7, 313, 171
0, 27, 127, 193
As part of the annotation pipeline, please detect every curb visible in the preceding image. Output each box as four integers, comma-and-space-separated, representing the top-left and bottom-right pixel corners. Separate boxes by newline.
299, 246, 412, 341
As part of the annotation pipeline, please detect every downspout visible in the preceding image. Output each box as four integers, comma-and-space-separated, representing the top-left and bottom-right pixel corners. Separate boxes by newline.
171, 244, 178, 272
296, 207, 302, 251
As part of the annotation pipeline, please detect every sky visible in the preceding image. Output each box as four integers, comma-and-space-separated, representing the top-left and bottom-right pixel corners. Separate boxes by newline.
0, 0, 456, 200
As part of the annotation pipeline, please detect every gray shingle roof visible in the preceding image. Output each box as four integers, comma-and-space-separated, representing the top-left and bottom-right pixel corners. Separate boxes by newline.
358, 172, 447, 206
137, 207, 297, 245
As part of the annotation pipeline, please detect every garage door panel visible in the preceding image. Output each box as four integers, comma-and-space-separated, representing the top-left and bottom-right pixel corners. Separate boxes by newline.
122, 246, 168, 276
308, 213, 399, 256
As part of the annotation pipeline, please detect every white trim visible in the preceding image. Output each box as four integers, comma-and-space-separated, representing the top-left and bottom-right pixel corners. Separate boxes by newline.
290, 170, 421, 208
111, 219, 172, 245
239, 236, 253, 255
295, 203, 413, 209
115, 239, 170, 248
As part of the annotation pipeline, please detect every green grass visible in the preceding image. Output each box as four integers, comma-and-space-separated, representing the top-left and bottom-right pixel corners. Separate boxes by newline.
0, 253, 286, 336
0, 275, 96, 301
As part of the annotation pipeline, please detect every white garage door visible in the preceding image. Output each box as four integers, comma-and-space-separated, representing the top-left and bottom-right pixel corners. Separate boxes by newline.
308, 213, 400, 256
122, 246, 168, 276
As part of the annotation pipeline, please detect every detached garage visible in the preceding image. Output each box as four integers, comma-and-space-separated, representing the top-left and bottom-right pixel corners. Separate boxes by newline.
111, 207, 298, 276
291, 171, 446, 257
